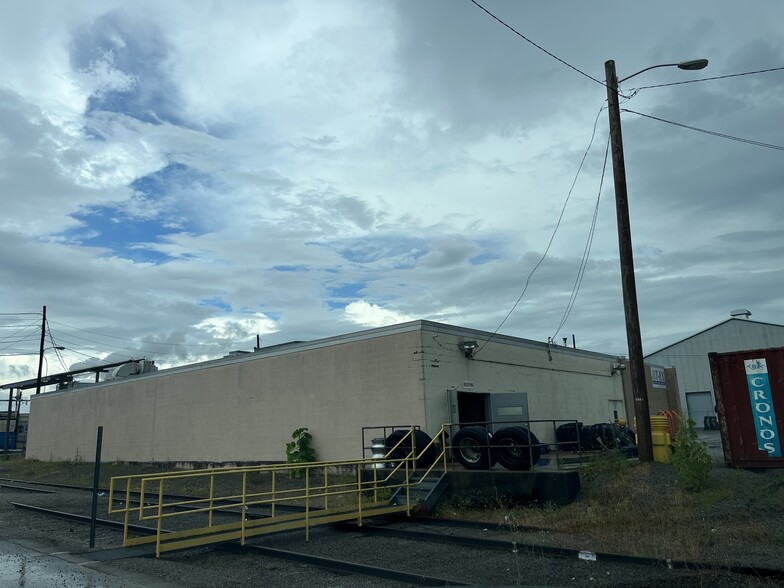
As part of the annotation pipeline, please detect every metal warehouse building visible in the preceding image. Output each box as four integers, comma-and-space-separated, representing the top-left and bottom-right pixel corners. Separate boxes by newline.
645, 315, 784, 424
24, 320, 673, 464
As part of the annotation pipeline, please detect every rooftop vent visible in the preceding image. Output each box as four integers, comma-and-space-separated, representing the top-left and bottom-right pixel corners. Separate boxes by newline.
730, 309, 752, 319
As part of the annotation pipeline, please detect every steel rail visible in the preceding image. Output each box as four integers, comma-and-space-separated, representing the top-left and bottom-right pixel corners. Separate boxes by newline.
338, 522, 784, 581
407, 515, 549, 534
223, 544, 469, 586
12, 503, 467, 586
0, 483, 57, 493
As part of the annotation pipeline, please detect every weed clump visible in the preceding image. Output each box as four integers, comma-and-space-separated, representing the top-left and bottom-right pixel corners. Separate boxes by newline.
671, 418, 712, 492
285, 427, 316, 478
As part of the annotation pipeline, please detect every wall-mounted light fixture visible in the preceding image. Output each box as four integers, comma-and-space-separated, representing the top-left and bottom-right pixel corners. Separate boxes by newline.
458, 340, 478, 359
611, 363, 627, 376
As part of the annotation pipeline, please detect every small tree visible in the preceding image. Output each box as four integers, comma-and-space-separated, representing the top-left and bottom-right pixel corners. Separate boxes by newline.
285, 427, 316, 478
671, 418, 712, 492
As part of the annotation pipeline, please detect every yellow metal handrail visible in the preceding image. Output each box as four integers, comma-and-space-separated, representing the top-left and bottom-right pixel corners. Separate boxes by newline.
109, 426, 447, 557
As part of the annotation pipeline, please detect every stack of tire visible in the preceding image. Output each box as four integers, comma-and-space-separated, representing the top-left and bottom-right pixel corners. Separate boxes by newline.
384, 429, 440, 468
555, 422, 637, 451
449, 425, 543, 471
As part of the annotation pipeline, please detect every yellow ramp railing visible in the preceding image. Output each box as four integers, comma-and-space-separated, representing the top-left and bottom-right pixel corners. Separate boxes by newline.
109, 426, 447, 557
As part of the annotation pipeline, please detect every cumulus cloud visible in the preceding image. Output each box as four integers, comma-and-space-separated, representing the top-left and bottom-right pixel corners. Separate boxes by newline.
343, 300, 414, 328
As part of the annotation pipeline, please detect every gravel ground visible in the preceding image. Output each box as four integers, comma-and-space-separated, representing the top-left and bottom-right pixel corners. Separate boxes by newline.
1, 483, 781, 587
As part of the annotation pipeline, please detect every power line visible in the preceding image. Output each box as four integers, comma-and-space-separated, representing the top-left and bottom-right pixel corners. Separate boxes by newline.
0, 322, 40, 354
621, 108, 784, 151
475, 102, 607, 356
552, 133, 611, 341
628, 65, 784, 91
45, 321, 68, 372
467, 0, 607, 88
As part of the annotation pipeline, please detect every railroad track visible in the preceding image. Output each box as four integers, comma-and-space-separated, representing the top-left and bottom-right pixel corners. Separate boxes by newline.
5, 479, 784, 586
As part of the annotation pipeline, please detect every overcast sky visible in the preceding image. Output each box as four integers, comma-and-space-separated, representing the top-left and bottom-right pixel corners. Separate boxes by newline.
2, 0, 783, 389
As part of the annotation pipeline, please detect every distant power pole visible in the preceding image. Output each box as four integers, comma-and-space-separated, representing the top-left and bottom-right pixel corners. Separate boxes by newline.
35, 305, 46, 395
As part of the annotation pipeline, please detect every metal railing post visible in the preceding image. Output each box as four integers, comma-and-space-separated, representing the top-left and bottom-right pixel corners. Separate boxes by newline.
271, 471, 276, 519
123, 481, 131, 545
373, 463, 378, 503
441, 426, 448, 472
156, 479, 164, 558
241, 471, 247, 545
208, 474, 215, 528
305, 468, 311, 541
324, 465, 329, 510
356, 465, 363, 527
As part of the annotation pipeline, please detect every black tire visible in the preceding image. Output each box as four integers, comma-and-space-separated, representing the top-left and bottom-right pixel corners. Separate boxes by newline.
556, 422, 583, 451
492, 426, 541, 471
451, 426, 495, 470
384, 429, 438, 468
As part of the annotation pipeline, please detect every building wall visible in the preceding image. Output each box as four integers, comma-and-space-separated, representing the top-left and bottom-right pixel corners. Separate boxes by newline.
645, 319, 784, 420
417, 324, 627, 443
26, 321, 635, 464
620, 365, 681, 425
27, 329, 426, 463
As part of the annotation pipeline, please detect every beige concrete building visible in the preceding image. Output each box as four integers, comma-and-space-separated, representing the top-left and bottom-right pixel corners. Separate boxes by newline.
27, 320, 643, 464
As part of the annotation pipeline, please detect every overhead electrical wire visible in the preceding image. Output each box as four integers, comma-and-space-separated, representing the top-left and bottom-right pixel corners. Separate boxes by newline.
467, 0, 607, 88
627, 65, 784, 91
0, 322, 40, 354
474, 102, 607, 356
551, 132, 611, 341
45, 321, 69, 372
621, 108, 784, 151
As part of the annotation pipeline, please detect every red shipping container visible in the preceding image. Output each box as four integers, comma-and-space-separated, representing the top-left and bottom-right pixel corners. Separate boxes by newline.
709, 347, 784, 468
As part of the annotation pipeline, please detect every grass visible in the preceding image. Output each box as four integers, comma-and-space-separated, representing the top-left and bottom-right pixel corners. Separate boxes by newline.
433, 450, 784, 567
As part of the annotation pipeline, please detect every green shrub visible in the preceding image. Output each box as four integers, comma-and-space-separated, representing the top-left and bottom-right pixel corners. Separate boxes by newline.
285, 427, 316, 478
671, 418, 712, 492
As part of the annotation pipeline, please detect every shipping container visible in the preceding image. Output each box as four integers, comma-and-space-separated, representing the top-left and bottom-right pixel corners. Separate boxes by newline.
709, 347, 784, 468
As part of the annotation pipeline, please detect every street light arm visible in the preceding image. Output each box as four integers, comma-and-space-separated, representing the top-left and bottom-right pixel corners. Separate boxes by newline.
618, 63, 679, 84
617, 59, 709, 84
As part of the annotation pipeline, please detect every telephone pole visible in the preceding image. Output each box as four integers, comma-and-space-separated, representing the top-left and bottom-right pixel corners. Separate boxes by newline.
604, 57, 708, 462
605, 60, 653, 461
35, 305, 47, 395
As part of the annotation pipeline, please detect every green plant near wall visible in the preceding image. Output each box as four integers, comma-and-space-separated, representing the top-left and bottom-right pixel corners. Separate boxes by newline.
671, 418, 712, 492
285, 427, 316, 478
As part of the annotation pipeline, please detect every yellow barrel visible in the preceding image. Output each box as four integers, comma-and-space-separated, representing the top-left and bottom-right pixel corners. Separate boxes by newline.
636, 416, 672, 463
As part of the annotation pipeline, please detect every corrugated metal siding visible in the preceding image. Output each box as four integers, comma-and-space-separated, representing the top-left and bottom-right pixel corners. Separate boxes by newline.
646, 320, 784, 420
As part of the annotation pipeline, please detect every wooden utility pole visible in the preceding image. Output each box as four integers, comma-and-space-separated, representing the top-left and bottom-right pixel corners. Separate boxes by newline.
35, 305, 46, 395
605, 60, 653, 462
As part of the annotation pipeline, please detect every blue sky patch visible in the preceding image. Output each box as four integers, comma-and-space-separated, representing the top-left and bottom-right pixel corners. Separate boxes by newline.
273, 265, 309, 272
70, 11, 187, 127
62, 163, 212, 263
317, 236, 428, 264
327, 281, 367, 299
199, 298, 232, 312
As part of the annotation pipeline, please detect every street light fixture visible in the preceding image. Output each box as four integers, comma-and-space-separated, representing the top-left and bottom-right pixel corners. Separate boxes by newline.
35, 345, 66, 395
604, 57, 708, 462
